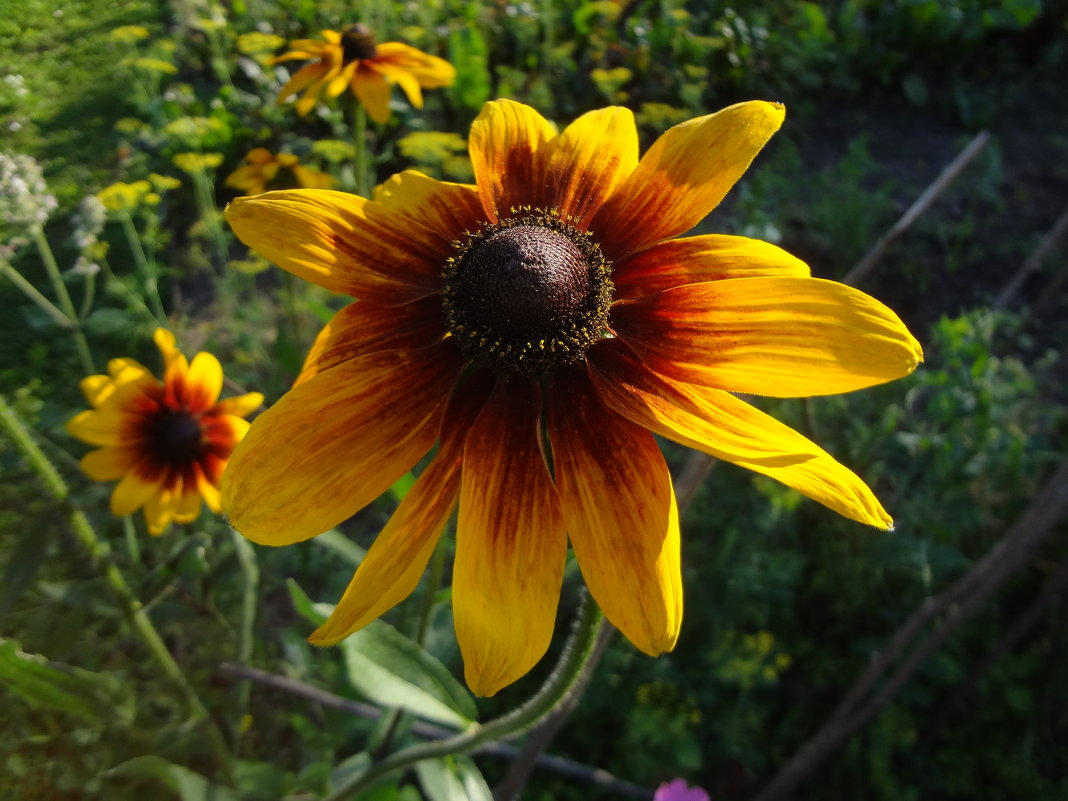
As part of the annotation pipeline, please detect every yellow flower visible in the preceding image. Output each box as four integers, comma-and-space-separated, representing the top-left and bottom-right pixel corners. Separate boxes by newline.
273, 24, 455, 122
66, 330, 263, 535
237, 32, 286, 55
173, 152, 224, 174
224, 148, 333, 196
223, 100, 922, 696
109, 25, 150, 44
96, 181, 151, 212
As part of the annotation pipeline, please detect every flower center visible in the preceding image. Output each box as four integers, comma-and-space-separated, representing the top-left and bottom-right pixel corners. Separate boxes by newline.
443, 211, 612, 376
340, 24, 377, 62
148, 409, 203, 466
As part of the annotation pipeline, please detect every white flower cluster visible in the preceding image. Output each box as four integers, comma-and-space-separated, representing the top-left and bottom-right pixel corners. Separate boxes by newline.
71, 194, 108, 250
0, 153, 57, 228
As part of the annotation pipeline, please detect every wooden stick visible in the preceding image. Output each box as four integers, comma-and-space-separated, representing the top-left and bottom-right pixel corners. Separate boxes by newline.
993, 202, 1068, 309
842, 131, 991, 286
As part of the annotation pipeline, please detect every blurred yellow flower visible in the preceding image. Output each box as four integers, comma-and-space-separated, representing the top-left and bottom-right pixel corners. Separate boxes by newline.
125, 57, 179, 74
237, 32, 286, 54
274, 24, 455, 122
149, 173, 182, 192
109, 25, 150, 43
173, 152, 224, 174
224, 148, 333, 196
66, 329, 263, 535
96, 181, 153, 213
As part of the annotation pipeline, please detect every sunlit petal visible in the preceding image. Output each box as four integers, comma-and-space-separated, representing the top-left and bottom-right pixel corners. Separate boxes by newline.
548, 369, 681, 654
613, 277, 923, 396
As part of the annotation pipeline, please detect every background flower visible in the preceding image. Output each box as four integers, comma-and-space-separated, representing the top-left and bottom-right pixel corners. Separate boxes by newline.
66, 329, 263, 535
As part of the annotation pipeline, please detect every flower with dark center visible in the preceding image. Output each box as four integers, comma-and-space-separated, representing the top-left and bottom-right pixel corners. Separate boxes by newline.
223, 99, 922, 696
225, 148, 333, 196
67, 329, 263, 535
273, 25, 455, 122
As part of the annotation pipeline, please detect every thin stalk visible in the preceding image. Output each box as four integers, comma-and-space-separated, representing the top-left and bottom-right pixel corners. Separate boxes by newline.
1, 260, 74, 329
78, 267, 97, 321
0, 395, 233, 777
322, 594, 605, 801
352, 102, 370, 197
229, 527, 259, 751
30, 226, 94, 373
119, 210, 166, 321
123, 515, 141, 566
192, 171, 230, 272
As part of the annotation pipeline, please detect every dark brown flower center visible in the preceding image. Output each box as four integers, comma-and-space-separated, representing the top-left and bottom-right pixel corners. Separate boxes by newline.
146, 409, 204, 466
443, 212, 612, 377
340, 23, 377, 63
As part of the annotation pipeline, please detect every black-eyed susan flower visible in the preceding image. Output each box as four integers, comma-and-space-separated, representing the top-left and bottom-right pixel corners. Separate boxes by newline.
223, 99, 923, 696
224, 148, 333, 196
273, 24, 455, 122
67, 329, 262, 535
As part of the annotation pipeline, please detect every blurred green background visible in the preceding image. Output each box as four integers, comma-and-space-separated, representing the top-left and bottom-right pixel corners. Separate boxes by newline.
2, 0, 1067, 799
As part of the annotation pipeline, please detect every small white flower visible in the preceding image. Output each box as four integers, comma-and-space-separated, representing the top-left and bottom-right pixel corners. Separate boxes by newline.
0, 153, 57, 228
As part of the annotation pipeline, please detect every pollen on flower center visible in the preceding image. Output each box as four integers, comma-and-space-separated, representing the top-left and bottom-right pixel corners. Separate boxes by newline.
146, 409, 203, 466
340, 24, 377, 62
443, 211, 612, 377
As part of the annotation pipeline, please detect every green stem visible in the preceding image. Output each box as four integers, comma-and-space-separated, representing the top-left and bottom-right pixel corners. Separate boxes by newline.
0, 395, 233, 777
1, 260, 75, 329
123, 514, 141, 566
323, 593, 605, 801
352, 102, 370, 197
119, 211, 166, 322
230, 527, 259, 751
30, 226, 95, 373
78, 266, 97, 321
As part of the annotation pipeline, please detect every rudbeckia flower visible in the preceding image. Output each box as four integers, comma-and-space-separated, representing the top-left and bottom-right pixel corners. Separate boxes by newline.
225, 148, 333, 196
67, 329, 263, 535
223, 99, 922, 696
274, 24, 455, 122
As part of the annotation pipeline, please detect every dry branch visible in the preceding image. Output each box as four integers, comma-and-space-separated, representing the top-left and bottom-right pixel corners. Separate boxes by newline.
750, 455, 1068, 801
843, 131, 991, 286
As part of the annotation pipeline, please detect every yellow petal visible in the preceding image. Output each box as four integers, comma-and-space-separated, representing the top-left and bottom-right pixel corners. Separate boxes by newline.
547, 369, 681, 655
543, 106, 639, 227
278, 62, 328, 103
110, 465, 164, 516
79, 374, 114, 407
372, 171, 484, 247
372, 60, 425, 108
454, 377, 566, 697
182, 351, 223, 412
222, 343, 462, 545
295, 298, 444, 386
325, 59, 359, 98
195, 463, 222, 513
174, 482, 202, 524
225, 190, 445, 305
469, 99, 556, 222
310, 373, 492, 645
613, 234, 810, 299
79, 447, 136, 481
213, 392, 264, 418
591, 101, 785, 260
154, 329, 189, 382
588, 342, 894, 528
613, 277, 923, 396
144, 476, 181, 535
310, 454, 459, 645
66, 408, 137, 447
352, 65, 393, 124
374, 43, 456, 87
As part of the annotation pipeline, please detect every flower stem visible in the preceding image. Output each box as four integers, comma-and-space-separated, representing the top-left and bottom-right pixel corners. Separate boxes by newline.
119, 210, 166, 322
0, 395, 233, 777
322, 592, 605, 801
352, 102, 370, 197
29, 226, 95, 374
1, 260, 74, 329
230, 527, 259, 751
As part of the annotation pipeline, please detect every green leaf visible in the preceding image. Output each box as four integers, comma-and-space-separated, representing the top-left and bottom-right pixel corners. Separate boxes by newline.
314, 528, 367, 567
342, 620, 477, 728
415, 755, 492, 801
0, 639, 132, 722
108, 755, 238, 801
286, 578, 331, 626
